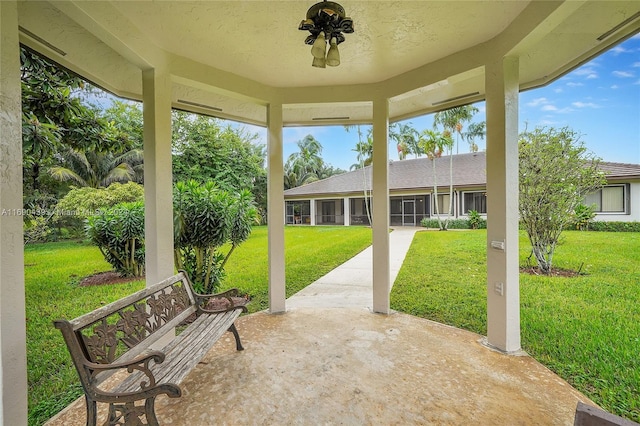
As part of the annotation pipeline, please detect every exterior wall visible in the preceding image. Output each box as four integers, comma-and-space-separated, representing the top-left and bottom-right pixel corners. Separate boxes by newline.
284, 181, 640, 226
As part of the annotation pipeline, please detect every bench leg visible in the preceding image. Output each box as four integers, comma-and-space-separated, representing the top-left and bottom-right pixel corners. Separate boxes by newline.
228, 323, 244, 351
144, 396, 160, 426
85, 395, 97, 426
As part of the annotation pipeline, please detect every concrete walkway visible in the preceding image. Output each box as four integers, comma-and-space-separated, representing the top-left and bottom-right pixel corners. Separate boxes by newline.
286, 227, 419, 309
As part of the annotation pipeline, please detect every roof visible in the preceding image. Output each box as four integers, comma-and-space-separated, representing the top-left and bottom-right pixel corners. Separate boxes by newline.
284, 152, 640, 198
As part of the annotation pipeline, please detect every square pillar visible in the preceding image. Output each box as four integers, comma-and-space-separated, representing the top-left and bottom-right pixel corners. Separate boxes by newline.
372, 98, 390, 314
267, 103, 286, 313
343, 197, 350, 226
142, 68, 174, 284
0, 2, 28, 423
310, 199, 316, 226
485, 56, 521, 353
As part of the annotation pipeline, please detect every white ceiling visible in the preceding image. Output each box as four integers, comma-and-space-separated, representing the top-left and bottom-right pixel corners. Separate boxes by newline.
17, 1, 640, 126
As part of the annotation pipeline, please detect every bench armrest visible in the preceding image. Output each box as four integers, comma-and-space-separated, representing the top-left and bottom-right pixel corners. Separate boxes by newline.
83, 350, 165, 389
195, 288, 249, 313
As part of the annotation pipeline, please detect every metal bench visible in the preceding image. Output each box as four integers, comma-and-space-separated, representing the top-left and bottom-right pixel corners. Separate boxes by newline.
54, 271, 247, 426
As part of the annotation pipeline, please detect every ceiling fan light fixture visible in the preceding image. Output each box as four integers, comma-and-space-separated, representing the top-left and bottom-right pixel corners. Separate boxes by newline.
299, 0, 353, 68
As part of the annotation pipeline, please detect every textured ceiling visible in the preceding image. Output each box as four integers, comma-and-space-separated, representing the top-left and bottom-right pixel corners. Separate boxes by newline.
16, 1, 640, 125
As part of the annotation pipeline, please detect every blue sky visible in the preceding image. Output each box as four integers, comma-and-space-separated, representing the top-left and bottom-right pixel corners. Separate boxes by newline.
241, 35, 640, 171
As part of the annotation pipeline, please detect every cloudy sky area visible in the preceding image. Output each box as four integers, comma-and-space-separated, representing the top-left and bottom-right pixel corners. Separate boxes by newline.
242, 34, 640, 171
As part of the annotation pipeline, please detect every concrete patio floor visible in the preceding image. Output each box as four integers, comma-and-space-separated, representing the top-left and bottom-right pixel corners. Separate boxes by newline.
47, 308, 594, 425
46, 228, 596, 425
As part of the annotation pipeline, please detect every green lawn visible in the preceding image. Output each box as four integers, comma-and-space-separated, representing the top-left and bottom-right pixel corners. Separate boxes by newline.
25, 226, 371, 425
391, 229, 640, 422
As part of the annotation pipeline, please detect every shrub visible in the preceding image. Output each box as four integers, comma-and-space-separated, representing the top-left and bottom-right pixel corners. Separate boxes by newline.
467, 210, 487, 229
86, 201, 145, 277
572, 204, 596, 230
420, 218, 473, 229
587, 221, 640, 232
24, 216, 52, 244
54, 182, 144, 235
173, 181, 257, 293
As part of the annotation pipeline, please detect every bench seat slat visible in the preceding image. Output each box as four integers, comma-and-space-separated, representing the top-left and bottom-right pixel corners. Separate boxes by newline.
113, 309, 242, 394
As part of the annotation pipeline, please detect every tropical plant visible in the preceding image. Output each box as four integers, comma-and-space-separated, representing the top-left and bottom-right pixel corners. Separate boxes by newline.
284, 135, 327, 189
86, 201, 145, 277
419, 129, 454, 230
390, 122, 420, 159
346, 125, 374, 224
173, 181, 257, 293
572, 203, 597, 231
464, 121, 486, 153
519, 127, 607, 274
467, 210, 484, 229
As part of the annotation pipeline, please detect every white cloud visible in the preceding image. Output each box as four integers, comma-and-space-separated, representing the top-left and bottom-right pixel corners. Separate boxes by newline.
572, 101, 599, 108
573, 67, 598, 79
610, 85, 619, 89
527, 97, 549, 107
541, 104, 557, 111
634, 79, 640, 86
554, 88, 563, 93
612, 70, 634, 78
633, 62, 640, 68
610, 46, 629, 55
566, 82, 584, 87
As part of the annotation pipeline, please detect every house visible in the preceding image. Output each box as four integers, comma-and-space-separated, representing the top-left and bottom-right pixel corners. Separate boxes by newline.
284, 152, 640, 226
2, 1, 639, 422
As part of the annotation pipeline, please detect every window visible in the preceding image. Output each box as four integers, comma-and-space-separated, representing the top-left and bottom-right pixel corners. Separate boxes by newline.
463, 192, 487, 214
584, 185, 626, 213
434, 194, 453, 215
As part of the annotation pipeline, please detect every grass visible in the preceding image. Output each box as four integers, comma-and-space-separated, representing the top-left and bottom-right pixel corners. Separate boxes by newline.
25, 225, 371, 425
391, 229, 640, 422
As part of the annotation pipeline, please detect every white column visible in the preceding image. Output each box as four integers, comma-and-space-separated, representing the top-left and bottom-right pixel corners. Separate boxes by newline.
267, 103, 286, 313
485, 56, 521, 353
372, 99, 390, 314
142, 68, 174, 285
0, 2, 28, 423
310, 199, 316, 226
343, 197, 350, 226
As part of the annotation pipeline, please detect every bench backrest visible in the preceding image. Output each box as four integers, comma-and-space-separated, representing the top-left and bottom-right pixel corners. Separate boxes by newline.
54, 272, 198, 388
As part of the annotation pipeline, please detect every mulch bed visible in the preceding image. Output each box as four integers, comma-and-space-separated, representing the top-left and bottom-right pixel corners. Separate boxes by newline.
519, 266, 582, 277
79, 271, 143, 287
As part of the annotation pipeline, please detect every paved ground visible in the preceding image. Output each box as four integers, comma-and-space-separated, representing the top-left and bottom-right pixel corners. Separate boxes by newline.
46, 227, 597, 425
286, 227, 418, 309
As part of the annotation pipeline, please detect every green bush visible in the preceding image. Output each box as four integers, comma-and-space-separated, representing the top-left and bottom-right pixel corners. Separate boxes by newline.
174, 181, 257, 293
23, 216, 52, 244
572, 204, 596, 230
54, 182, 144, 235
467, 210, 487, 229
86, 201, 145, 277
587, 221, 640, 232
420, 217, 476, 229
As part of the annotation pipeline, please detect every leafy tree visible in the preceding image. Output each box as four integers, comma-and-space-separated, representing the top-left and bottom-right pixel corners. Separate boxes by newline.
419, 129, 454, 230
519, 127, 607, 273
173, 181, 257, 293
171, 111, 266, 220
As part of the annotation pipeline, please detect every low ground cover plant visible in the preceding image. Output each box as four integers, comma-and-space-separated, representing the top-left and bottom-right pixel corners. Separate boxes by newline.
391, 229, 640, 422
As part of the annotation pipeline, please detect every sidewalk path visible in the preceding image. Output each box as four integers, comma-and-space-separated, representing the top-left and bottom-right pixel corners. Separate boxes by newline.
286, 227, 419, 309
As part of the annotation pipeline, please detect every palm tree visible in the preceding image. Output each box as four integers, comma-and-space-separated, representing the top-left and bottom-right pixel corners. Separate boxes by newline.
464, 121, 486, 152
419, 130, 453, 230
283, 135, 325, 189
390, 122, 420, 159
433, 105, 480, 224
345, 125, 373, 224
48, 148, 144, 188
